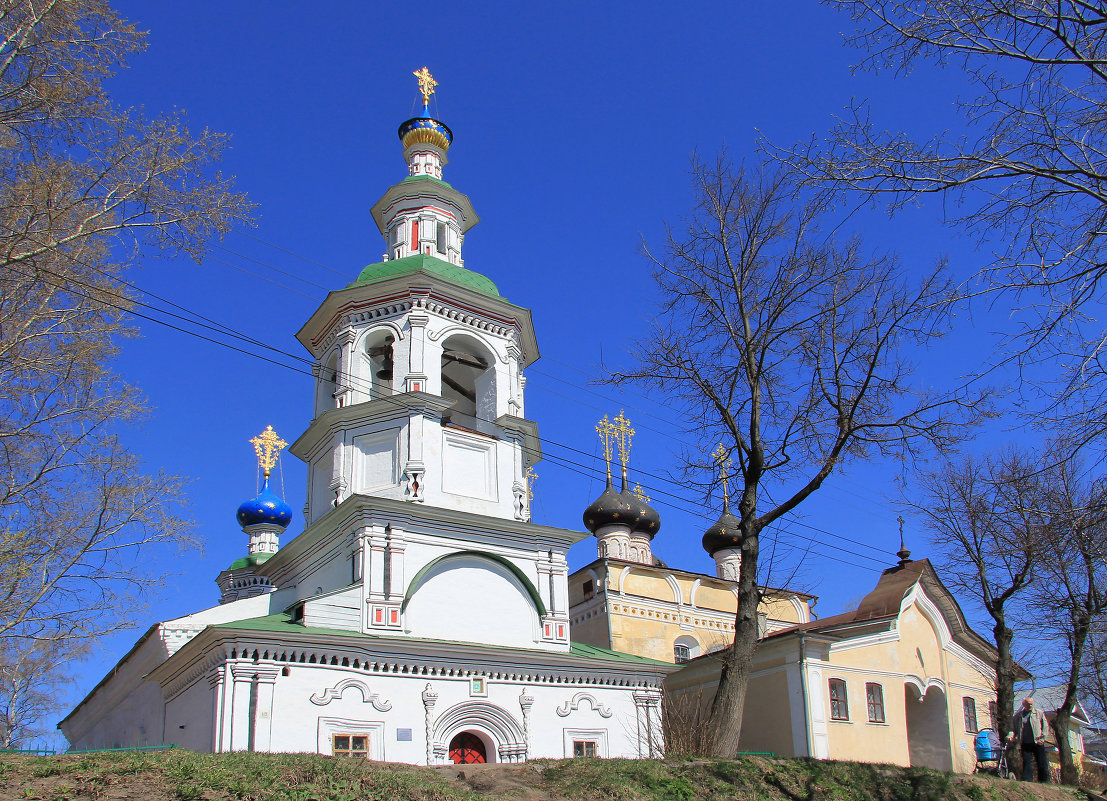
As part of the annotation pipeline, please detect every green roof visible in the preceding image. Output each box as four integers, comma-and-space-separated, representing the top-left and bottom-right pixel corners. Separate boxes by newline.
401, 174, 455, 190
349, 253, 501, 298
214, 613, 670, 666
227, 553, 273, 571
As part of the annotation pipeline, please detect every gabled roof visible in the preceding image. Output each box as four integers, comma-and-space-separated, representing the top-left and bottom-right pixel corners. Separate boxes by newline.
1015, 685, 1092, 725
764, 559, 1028, 678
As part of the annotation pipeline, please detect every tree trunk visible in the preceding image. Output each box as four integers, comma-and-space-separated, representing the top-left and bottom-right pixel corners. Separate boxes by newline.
992, 614, 1016, 740
707, 530, 760, 757
1053, 708, 1075, 785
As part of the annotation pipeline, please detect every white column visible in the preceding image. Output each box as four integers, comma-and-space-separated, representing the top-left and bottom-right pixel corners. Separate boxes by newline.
251, 666, 282, 752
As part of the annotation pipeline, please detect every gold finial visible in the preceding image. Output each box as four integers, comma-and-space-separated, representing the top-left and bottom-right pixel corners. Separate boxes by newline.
413, 66, 438, 106
250, 425, 288, 479
613, 410, 635, 471
633, 483, 650, 503
713, 443, 733, 506
525, 466, 538, 504
596, 414, 616, 482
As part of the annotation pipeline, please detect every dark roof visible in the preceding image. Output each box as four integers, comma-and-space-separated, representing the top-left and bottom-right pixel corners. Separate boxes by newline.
764, 559, 1027, 678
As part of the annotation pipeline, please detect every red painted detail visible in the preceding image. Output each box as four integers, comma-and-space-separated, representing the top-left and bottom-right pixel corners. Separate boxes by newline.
410, 220, 419, 251
557, 624, 565, 638
374, 608, 383, 623
390, 609, 398, 624
449, 732, 486, 764
544, 624, 551, 637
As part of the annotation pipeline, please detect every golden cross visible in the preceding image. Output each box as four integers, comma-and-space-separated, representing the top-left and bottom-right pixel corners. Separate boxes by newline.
633, 483, 651, 503
525, 466, 538, 503
595, 414, 616, 480
612, 410, 635, 470
713, 443, 733, 504
250, 425, 288, 479
413, 66, 438, 105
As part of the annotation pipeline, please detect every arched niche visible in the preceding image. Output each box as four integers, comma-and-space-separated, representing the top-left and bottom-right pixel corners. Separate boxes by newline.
439, 333, 496, 426
361, 327, 397, 402
403, 551, 544, 646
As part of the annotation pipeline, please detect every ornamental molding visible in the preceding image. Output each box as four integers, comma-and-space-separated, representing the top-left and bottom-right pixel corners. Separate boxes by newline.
309, 677, 393, 711
316, 302, 413, 353
556, 692, 613, 718
162, 651, 227, 702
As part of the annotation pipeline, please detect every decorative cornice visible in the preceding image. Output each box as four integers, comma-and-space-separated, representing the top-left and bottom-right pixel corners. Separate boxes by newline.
555, 692, 612, 718
309, 677, 393, 711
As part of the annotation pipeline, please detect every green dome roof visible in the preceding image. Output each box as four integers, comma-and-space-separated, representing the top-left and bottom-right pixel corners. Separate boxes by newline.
227, 552, 273, 571
350, 253, 501, 298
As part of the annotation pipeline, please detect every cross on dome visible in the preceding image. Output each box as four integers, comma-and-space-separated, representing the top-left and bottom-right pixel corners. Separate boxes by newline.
249, 425, 287, 479
413, 66, 438, 107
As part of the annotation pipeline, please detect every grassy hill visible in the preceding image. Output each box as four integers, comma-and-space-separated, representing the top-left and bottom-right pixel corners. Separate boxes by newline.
0, 750, 1091, 801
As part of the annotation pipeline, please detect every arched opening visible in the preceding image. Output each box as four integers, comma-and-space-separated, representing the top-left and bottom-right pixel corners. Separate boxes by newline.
315, 352, 338, 415
449, 731, 487, 764
673, 635, 701, 664
440, 334, 495, 426
364, 329, 395, 400
905, 682, 952, 770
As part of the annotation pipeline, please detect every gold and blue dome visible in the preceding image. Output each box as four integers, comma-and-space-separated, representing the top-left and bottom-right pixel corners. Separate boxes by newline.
398, 116, 452, 151
236, 476, 293, 529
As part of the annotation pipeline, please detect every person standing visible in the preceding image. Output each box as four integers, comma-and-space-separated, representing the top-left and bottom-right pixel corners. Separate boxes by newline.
1008, 696, 1050, 782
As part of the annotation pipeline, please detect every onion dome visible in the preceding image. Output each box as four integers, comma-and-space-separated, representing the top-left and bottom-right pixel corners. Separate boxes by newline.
702, 500, 743, 556
398, 116, 452, 151
626, 483, 661, 540
583, 477, 636, 534
236, 477, 293, 529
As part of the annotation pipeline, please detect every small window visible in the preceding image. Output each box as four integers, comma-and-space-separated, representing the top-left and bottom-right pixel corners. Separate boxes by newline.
963, 697, 978, 733
866, 683, 885, 723
573, 740, 597, 758
582, 580, 594, 597
332, 733, 369, 758
436, 222, 447, 253
673, 644, 691, 664
829, 679, 849, 721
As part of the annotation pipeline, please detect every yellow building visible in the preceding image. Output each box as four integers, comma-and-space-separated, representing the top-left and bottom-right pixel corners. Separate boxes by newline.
666, 557, 1025, 772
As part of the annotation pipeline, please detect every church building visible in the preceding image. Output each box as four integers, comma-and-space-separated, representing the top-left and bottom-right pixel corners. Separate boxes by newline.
59, 70, 676, 763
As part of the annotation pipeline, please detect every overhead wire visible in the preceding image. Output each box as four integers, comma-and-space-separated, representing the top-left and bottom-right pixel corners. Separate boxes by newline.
14, 240, 896, 573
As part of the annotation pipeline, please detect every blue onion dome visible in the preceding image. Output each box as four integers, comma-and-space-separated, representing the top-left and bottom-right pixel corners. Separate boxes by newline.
702, 500, 743, 556
398, 116, 452, 151
583, 478, 636, 534
236, 477, 293, 529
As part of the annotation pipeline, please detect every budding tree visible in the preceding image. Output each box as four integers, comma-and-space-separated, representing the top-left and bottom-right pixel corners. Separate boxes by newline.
610, 155, 989, 756
0, 0, 251, 644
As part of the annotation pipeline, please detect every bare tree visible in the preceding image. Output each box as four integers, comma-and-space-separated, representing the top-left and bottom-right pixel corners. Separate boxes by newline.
0, 638, 82, 749
0, 0, 251, 644
782, 1, 1107, 444
901, 449, 1044, 745
1027, 458, 1107, 784
610, 155, 989, 757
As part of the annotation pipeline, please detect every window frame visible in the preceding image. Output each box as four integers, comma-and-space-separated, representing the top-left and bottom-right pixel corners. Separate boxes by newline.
573, 740, 597, 758
332, 733, 370, 758
963, 696, 979, 733
829, 678, 849, 721
673, 644, 691, 664
865, 682, 885, 724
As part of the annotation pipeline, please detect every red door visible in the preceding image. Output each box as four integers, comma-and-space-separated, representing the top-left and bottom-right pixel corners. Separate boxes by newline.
448, 732, 487, 764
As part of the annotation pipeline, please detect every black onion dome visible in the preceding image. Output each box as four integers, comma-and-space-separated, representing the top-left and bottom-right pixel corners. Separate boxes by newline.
702, 506, 743, 556
627, 492, 661, 540
583, 480, 635, 534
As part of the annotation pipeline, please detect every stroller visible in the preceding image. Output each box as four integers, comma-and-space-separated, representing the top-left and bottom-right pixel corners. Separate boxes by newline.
973, 729, 1013, 778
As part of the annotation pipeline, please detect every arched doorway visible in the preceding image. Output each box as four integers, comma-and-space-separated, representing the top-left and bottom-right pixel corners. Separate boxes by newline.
449, 731, 487, 764
905, 682, 952, 770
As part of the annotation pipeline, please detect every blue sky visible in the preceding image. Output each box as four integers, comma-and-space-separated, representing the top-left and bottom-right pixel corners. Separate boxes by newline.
59, 0, 1021, 724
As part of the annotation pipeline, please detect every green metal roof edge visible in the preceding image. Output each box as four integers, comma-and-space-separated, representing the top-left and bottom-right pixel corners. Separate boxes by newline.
349, 253, 501, 299
212, 613, 670, 666
400, 174, 455, 190
226, 552, 273, 571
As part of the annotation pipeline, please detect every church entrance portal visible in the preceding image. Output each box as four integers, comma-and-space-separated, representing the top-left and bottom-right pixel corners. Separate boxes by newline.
449, 732, 487, 764
905, 683, 952, 770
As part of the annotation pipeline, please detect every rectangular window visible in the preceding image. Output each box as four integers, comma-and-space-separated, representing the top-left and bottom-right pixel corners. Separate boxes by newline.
436, 222, 447, 253
866, 683, 885, 723
829, 679, 849, 721
673, 644, 691, 664
332, 733, 369, 758
573, 740, 597, 758
582, 579, 594, 597
963, 697, 979, 733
